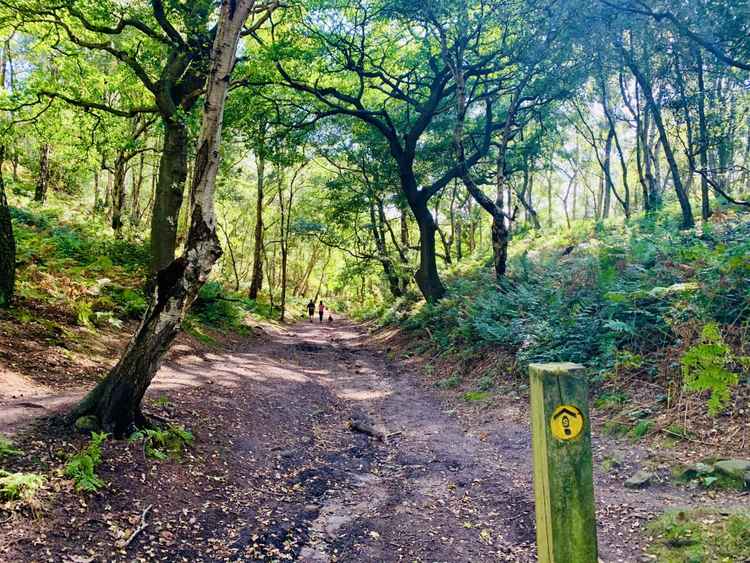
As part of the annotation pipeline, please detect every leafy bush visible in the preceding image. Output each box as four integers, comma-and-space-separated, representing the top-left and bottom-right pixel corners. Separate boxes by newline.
9, 206, 51, 228
129, 425, 194, 460
191, 281, 244, 328
102, 286, 147, 318
64, 432, 108, 492
681, 323, 741, 416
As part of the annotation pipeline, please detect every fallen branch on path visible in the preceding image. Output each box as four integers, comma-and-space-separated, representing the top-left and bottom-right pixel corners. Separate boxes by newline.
122, 504, 153, 549
347, 418, 385, 441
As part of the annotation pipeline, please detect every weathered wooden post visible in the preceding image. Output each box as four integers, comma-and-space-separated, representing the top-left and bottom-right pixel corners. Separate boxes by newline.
529, 362, 598, 563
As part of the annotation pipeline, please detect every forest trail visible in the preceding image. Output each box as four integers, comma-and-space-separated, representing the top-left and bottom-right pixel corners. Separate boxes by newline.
2, 320, 743, 562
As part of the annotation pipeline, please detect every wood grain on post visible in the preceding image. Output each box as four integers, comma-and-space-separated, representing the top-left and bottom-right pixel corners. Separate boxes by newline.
529, 362, 598, 563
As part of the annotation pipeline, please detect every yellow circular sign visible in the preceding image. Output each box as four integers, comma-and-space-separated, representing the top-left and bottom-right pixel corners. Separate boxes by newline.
550, 405, 584, 441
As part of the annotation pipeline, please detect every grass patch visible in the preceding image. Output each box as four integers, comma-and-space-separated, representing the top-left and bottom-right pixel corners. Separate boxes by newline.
629, 419, 654, 441
0, 434, 23, 458
463, 390, 491, 402
183, 318, 218, 346
647, 509, 750, 562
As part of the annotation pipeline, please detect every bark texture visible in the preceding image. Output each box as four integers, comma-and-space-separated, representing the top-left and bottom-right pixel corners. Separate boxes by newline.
248, 151, 265, 299
34, 143, 50, 203
0, 145, 14, 307
72, 0, 254, 435
150, 120, 190, 273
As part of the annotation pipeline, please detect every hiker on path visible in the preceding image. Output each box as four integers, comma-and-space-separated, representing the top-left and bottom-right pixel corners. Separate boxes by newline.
307, 299, 315, 322
318, 300, 325, 323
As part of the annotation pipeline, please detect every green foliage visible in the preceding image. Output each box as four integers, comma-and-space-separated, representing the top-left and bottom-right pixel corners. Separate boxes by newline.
681, 323, 740, 416
594, 390, 629, 409
182, 318, 219, 346
64, 432, 108, 492
129, 425, 194, 460
0, 434, 23, 458
629, 420, 654, 441
648, 510, 750, 562
101, 286, 147, 319
463, 390, 491, 402
191, 281, 245, 328
0, 470, 46, 503
372, 211, 748, 427
435, 374, 462, 390
477, 374, 495, 391
74, 300, 94, 328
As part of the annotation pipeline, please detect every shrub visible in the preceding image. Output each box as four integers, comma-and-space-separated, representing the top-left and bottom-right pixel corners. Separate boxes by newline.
102, 286, 147, 318
64, 432, 108, 492
681, 323, 741, 416
191, 281, 244, 328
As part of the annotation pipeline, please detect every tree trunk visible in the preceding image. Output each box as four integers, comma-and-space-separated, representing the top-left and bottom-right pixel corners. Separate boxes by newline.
111, 153, 127, 237
627, 58, 694, 228
93, 167, 100, 212
71, 0, 251, 436
412, 201, 445, 302
248, 151, 265, 299
104, 168, 113, 216
278, 175, 288, 322
491, 212, 509, 279
34, 143, 50, 203
150, 119, 189, 273
0, 145, 14, 308
370, 199, 403, 298
131, 151, 145, 227
602, 126, 614, 219
696, 51, 711, 220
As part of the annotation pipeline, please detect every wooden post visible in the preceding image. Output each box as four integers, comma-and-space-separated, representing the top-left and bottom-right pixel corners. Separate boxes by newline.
529, 362, 598, 563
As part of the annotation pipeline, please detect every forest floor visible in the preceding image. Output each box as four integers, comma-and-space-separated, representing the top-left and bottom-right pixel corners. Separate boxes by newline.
1, 318, 748, 562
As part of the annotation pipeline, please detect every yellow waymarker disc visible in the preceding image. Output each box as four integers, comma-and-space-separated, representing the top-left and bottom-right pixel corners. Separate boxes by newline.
550, 404, 584, 441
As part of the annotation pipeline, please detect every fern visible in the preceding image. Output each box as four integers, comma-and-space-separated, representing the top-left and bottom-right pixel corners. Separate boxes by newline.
0, 470, 46, 502
64, 431, 109, 492
129, 425, 194, 460
681, 323, 739, 416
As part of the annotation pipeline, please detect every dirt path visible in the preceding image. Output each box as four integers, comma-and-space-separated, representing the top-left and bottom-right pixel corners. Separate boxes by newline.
2, 319, 743, 562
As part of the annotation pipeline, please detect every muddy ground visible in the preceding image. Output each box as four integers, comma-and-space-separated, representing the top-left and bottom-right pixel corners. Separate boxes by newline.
0, 320, 746, 562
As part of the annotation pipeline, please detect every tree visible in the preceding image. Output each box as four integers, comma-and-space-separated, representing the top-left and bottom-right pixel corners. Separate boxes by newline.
447, 0, 585, 279
266, 0, 512, 301
6, 0, 275, 272
72, 0, 265, 435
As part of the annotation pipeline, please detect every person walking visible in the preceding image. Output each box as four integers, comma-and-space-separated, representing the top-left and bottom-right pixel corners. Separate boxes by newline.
307, 299, 315, 322
318, 300, 325, 323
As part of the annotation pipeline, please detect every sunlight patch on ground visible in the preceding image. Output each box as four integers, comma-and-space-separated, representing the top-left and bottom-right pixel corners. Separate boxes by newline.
335, 388, 391, 401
